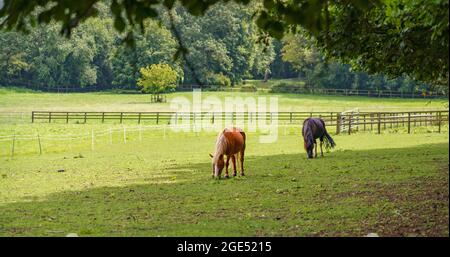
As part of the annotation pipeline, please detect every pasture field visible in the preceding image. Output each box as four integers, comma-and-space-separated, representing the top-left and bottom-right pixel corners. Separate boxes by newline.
0, 88, 448, 237
0, 128, 448, 236
0, 87, 448, 115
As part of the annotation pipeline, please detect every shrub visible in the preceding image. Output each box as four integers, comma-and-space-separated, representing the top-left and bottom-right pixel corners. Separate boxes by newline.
269, 82, 304, 93
205, 73, 231, 89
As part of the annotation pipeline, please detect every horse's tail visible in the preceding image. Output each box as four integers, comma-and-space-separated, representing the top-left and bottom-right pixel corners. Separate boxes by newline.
241, 131, 246, 150
323, 130, 336, 149
318, 119, 336, 149
237, 131, 246, 172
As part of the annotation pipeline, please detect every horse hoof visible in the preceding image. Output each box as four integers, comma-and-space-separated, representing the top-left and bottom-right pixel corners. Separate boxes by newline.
240, 173, 245, 176
233, 173, 237, 177
224, 175, 229, 179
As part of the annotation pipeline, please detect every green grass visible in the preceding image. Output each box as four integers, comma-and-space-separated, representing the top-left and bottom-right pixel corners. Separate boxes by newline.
1, 87, 447, 114
0, 88, 448, 236
0, 130, 448, 236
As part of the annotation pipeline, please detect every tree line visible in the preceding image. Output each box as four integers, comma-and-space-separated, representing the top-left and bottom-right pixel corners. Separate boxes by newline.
0, 1, 443, 94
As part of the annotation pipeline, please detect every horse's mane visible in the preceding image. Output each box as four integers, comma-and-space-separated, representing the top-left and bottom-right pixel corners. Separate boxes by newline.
212, 131, 228, 164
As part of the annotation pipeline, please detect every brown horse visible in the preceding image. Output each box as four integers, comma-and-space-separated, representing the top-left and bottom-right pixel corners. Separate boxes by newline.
210, 127, 246, 178
302, 118, 336, 158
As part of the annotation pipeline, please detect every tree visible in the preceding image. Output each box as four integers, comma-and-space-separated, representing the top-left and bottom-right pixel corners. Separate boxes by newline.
137, 63, 178, 102
112, 19, 179, 89
314, 0, 449, 89
169, 2, 274, 86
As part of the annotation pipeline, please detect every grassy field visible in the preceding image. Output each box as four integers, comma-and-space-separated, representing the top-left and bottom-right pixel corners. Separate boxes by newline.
0, 130, 448, 236
0, 88, 448, 236
1, 87, 448, 114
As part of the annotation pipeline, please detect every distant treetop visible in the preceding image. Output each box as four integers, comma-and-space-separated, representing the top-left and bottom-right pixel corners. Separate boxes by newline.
0, 0, 447, 89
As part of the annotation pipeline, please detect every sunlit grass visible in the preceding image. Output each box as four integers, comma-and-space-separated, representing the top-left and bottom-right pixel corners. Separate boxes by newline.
0, 130, 448, 236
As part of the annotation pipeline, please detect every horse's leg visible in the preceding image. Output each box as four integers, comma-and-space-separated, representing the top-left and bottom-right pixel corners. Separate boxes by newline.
314, 141, 317, 158
231, 155, 237, 177
225, 155, 230, 178
239, 150, 245, 176
320, 139, 324, 157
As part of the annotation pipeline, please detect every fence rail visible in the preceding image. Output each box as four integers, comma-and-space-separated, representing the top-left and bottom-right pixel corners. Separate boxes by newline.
31, 110, 448, 134
177, 86, 448, 98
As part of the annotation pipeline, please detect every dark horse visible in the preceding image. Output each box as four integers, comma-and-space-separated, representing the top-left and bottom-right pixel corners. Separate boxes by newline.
302, 118, 336, 158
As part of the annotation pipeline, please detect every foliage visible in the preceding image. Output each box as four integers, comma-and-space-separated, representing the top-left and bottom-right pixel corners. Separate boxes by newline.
203, 72, 232, 88
1, 0, 448, 90
137, 63, 178, 99
281, 32, 433, 92
0, 1, 446, 93
270, 82, 304, 94
112, 19, 180, 89
170, 3, 275, 86
314, 0, 449, 88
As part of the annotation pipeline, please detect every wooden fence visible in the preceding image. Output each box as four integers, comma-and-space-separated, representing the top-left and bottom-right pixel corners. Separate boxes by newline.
335, 111, 448, 134
31, 110, 448, 134
177, 86, 448, 99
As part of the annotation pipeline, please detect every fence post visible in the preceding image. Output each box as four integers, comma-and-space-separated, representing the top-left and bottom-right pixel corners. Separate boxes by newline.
212, 112, 215, 124
438, 111, 441, 133
32, 111, 35, 123
348, 113, 352, 135
66, 112, 69, 123
407, 112, 411, 134
336, 113, 341, 135
49, 112, 52, 123
370, 114, 373, 131
290, 112, 293, 123
102, 112, 105, 123
363, 114, 366, 131
377, 113, 381, 134
120, 112, 123, 124
156, 112, 159, 124
138, 112, 141, 124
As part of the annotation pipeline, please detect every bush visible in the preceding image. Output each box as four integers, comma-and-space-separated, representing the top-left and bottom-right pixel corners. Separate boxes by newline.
205, 73, 231, 88
269, 82, 304, 93
240, 85, 258, 92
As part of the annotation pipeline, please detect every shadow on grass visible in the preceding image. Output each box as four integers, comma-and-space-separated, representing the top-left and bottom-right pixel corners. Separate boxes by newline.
0, 143, 448, 237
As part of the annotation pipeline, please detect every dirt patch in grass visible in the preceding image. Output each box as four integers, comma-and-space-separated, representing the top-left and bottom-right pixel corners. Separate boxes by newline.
335, 168, 449, 236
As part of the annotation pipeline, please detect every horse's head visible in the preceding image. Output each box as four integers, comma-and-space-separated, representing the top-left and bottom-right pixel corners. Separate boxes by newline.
304, 135, 314, 159
210, 153, 225, 178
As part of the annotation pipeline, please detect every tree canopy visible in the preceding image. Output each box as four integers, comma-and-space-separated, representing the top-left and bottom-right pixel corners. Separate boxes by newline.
137, 63, 178, 101
0, 0, 449, 89
0, 0, 447, 92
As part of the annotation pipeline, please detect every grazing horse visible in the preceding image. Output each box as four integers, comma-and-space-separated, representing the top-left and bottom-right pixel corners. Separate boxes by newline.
302, 118, 336, 158
210, 127, 246, 178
